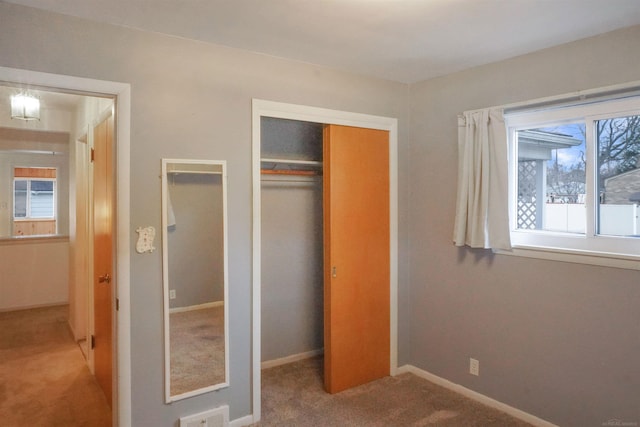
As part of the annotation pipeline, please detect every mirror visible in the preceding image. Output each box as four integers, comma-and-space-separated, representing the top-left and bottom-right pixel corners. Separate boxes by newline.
161, 159, 229, 402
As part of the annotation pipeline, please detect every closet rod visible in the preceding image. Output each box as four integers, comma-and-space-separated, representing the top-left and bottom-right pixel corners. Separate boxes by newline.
261, 179, 319, 183
261, 175, 321, 183
261, 158, 323, 167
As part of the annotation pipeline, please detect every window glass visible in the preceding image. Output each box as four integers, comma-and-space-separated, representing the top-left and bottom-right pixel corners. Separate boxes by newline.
597, 114, 640, 237
506, 95, 640, 266
13, 178, 55, 219
29, 180, 55, 218
516, 124, 586, 233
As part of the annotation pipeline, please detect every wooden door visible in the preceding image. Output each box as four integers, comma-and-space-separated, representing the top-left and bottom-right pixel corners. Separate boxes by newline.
93, 114, 114, 406
323, 124, 390, 394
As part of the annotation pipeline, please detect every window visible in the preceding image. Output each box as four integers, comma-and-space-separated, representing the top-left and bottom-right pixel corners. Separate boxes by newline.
506, 96, 640, 262
12, 167, 57, 236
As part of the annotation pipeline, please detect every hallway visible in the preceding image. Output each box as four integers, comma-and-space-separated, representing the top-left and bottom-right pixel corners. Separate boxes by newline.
0, 305, 111, 426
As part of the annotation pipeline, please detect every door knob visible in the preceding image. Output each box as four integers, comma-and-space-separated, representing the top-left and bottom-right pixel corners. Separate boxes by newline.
98, 273, 111, 284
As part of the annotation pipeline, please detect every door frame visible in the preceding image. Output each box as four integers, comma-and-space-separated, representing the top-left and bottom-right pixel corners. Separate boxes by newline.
0, 66, 132, 426
251, 99, 398, 422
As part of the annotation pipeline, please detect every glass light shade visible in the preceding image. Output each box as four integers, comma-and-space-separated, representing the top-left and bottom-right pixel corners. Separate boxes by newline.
11, 94, 40, 121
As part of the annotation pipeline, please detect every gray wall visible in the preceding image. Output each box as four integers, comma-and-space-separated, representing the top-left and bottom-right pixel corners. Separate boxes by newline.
408, 26, 640, 426
167, 173, 224, 309
261, 179, 324, 361
261, 117, 323, 161
0, 3, 409, 424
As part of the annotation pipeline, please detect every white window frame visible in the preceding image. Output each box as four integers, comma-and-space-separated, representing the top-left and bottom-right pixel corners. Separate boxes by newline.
503, 96, 640, 269
13, 177, 57, 221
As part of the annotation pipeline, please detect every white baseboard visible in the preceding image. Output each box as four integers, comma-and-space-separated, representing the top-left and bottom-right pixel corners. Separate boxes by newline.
261, 349, 323, 370
397, 365, 558, 427
229, 414, 254, 427
0, 300, 68, 313
169, 300, 223, 314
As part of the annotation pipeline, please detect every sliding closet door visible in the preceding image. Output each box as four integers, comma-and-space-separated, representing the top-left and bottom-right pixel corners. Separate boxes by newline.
323, 124, 390, 394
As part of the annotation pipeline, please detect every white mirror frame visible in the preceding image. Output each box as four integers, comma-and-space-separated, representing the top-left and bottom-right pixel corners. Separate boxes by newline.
161, 158, 230, 403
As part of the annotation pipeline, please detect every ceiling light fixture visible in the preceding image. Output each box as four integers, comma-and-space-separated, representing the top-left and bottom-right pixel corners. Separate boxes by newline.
11, 94, 40, 121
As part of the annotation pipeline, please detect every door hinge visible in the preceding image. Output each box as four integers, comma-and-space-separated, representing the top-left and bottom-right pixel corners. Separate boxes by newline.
90, 148, 95, 162
90, 334, 95, 350
116, 298, 119, 311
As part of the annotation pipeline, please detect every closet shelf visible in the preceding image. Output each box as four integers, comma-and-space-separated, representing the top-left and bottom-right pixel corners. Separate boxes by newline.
260, 157, 323, 176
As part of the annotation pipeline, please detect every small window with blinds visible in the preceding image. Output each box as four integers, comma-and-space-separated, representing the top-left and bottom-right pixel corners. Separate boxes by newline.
13, 167, 57, 236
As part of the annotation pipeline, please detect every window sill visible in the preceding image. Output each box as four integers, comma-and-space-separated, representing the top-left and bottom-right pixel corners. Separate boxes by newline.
493, 245, 640, 271
0, 235, 69, 245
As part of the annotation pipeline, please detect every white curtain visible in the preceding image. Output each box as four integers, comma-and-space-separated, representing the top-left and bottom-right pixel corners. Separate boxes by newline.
453, 108, 512, 250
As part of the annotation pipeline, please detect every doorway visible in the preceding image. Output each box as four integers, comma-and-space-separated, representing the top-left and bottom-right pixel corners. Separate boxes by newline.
0, 66, 132, 426
251, 99, 398, 422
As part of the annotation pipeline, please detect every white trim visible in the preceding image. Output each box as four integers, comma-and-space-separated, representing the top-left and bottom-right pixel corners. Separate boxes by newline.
179, 406, 229, 427
261, 349, 324, 370
0, 66, 132, 427
396, 365, 558, 427
87, 119, 96, 376
0, 301, 68, 313
169, 300, 224, 314
465, 79, 640, 116
251, 99, 399, 423
494, 246, 640, 270
229, 414, 255, 427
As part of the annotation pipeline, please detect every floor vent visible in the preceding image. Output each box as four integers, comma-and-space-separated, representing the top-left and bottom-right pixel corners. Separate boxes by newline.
179, 405, 229, 427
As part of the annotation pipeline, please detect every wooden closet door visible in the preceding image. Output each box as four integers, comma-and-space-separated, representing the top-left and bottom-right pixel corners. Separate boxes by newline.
323, 124, 390, 394
93, 114, 114, 406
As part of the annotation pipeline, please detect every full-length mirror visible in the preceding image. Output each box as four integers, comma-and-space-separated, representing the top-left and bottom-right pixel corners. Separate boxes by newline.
161, 159, 229, 402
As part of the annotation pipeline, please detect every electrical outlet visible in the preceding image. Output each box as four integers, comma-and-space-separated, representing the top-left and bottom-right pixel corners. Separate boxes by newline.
169, 289, 176, 299
469, 358, 479, 376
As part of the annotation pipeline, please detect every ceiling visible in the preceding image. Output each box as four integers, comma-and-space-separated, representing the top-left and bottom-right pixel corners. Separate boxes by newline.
5, 0, 640, 83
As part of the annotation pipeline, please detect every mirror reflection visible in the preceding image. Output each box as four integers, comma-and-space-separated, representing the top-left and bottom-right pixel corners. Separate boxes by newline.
162, 159, 229, 402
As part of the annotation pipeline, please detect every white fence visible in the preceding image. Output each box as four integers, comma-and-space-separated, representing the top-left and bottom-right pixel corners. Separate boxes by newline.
544, 204, 639, 236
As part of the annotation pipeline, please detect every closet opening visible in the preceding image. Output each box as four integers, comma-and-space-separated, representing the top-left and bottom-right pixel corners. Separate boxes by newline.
260, 117, 324, 370
251, 99, 398, 423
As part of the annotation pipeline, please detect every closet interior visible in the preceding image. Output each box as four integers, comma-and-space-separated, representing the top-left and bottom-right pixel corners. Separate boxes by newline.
260, 117, 324, 365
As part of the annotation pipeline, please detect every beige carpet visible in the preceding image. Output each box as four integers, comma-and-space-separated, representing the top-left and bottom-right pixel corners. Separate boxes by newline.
169, 305, 225, 396
0, 305, 111, 427
256, 357, 533, 427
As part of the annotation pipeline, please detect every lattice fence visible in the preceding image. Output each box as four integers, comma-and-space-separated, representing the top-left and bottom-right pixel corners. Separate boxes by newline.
518, 160, 537, 229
